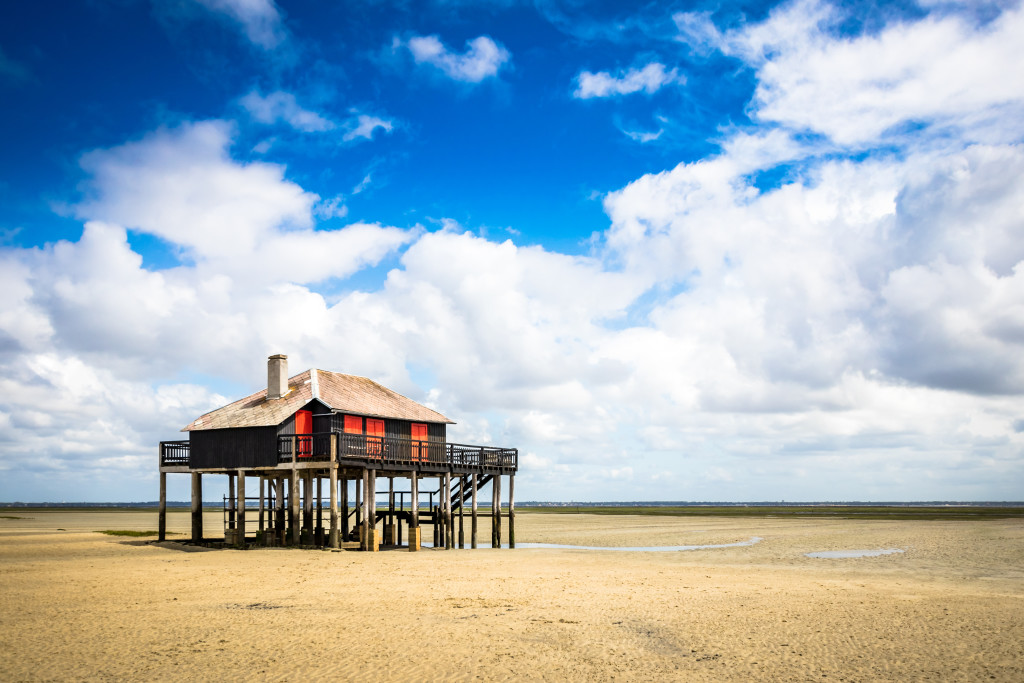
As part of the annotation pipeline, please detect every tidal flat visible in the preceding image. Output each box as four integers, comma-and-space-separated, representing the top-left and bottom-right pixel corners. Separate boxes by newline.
0, 509, 1021, 681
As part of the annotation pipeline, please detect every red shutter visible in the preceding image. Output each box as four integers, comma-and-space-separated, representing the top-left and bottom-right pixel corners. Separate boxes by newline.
295, 410, 312, 457
366, 419, 384, 458
343, 415, 363, 434
411, 423, 428, 462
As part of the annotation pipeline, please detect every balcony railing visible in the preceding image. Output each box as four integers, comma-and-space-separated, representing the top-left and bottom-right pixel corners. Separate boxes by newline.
160, 432, 517, 471
160, 440, 190, 466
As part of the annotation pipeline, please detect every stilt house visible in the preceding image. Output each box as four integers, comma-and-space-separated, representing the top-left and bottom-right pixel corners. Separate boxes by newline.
158, 354, 518, 551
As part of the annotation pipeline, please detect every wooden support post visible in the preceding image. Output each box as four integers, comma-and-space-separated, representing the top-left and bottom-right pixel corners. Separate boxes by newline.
275, 477, 285, 537
341, 476, 349, 539
158, 471, 167, 542
372, 466, 380, 552
316, 476, 323, 530
433, 506, 440, 548
227, 473, 236, 532
444, 472, 453, 550
329, 436, 339, 549
361, 468, 370, 550
471, 473, 478, 550
290, 474, 301, 546
384, 476, 395, 545
236, 471, 246, 548
509, 474, 515, 549
458, 476, 465, 549
355, 477, 362, 529
409, 471, 420, 552
410, 472, 419, 528
258, 476, 265, 534
191, 472, 203, 543
492, 474, 501, 548
290, 436, 299, 545
302, 471, 313, 536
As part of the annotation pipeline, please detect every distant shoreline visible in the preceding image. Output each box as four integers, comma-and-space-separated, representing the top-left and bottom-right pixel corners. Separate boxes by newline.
3, 501, 1023, 520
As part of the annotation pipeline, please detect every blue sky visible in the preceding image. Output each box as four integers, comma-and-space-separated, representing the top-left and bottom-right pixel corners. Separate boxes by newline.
2, 0, 1024, 502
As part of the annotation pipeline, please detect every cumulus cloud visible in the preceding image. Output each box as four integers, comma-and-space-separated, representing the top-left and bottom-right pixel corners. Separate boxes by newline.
73, 120, 410, 281
405, 34, 510, 83
240, 90, 333, 132
574, 62, 682, 99
678, 0, 1024, 146
194, 0, 287, 49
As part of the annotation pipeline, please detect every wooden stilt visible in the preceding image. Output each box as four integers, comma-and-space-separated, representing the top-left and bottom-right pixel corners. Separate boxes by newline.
191, 472, 203, 543
458, 476, 465, 549
386, 477, 395, 545
316, 476, 323, 530
258, 476, 265, 535
290, 436, 299, 546
290, 473, 301, 546
361, 468, 370, 551
302, 472, 313, 537
397, 492, 403, 546
158, 471, 167, 542
509, 474, 515, 549
276, 476, 286, 540
492, 474, 501, 548
471, 473, 478, 549
355, 476, 362, 529
368, 470, 378, 551
329, 436, 339, 549
444, 472, 452, 550
236, 471, 246, 548
409, 471, 420, 552
341, 476, 349, 539
227, 473, 236, 534
433, 505, 440, 548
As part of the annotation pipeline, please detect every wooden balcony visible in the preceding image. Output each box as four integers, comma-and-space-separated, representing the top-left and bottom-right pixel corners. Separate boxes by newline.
160, 432, 518, 473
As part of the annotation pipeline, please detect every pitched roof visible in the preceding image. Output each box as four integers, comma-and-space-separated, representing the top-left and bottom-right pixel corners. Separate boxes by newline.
182, 368, 454, 431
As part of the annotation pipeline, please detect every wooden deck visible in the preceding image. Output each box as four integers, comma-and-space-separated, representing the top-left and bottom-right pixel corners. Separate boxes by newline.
159, 432, 517, 475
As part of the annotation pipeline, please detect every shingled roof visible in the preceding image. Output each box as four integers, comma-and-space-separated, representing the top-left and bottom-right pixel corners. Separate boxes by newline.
182, 368, 454, 431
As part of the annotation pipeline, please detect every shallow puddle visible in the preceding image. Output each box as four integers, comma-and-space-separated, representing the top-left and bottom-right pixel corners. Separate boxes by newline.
416, 537, 763, 551
512, 537, 764, 552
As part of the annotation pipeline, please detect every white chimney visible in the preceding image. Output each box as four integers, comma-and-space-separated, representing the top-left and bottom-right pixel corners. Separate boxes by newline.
267, 354, 288, 400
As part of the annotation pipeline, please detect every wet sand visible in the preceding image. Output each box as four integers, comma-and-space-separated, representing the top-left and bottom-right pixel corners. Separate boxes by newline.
0, 510, 1021, 681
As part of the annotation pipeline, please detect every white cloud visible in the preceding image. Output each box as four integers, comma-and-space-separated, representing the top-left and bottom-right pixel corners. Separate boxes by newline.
693, 0, 1024, 146
343, 114, 393, 141
574, 62, 682, 99
406, 34, 510, 83
623, 127, 663, 143
240, 90, 333, 132
194, 0, 287, 49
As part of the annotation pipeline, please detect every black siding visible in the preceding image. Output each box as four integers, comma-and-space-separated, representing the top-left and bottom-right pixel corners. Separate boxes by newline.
189, 427, 278, 468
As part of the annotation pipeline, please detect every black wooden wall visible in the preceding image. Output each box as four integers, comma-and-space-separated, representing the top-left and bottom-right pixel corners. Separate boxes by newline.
189, 426, 278, 468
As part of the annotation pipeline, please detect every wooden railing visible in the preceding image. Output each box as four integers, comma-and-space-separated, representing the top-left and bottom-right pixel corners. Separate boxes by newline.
275, 432, 517, 470
162, 433, 518, 471
159, 440, 190, 466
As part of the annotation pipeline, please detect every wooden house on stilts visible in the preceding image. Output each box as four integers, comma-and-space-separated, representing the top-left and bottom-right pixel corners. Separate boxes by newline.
158, 354, 518, 551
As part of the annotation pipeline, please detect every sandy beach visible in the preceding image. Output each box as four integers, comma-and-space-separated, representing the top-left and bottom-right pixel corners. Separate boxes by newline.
1, 510, 1021, 681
